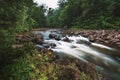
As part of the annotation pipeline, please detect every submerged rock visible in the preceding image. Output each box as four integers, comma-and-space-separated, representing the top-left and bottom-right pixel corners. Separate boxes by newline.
35, 45, 45, 50
76, 40, 91, 45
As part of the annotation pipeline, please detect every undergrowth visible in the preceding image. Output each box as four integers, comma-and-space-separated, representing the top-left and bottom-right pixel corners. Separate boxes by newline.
0, 43, 102, 80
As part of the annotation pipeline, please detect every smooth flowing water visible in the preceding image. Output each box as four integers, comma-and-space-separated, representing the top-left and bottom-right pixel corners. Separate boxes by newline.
34, 29, 120, 79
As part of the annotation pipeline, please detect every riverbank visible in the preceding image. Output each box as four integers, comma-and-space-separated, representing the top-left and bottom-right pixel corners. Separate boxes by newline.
62, 30, 120, 49
7, 29, 119, 80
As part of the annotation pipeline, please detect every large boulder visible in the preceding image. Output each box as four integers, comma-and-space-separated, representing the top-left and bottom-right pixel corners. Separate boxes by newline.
49, 33, 61, 40
62, 37, 70, 42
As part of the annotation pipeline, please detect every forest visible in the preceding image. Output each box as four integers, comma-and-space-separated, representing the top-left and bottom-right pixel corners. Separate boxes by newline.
0, 0, 120, 80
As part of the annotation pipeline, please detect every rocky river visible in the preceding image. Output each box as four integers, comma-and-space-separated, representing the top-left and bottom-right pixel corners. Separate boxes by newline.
15, 29, 120, 80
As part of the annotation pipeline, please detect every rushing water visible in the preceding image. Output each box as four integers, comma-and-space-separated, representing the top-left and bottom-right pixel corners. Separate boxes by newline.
34, 29, 120, 79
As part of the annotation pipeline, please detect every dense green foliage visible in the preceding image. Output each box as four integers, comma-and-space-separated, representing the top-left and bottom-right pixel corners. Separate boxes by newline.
0, 0, 33, 30
30, 4, 46, 28
0, 0, 47, 31
0, 0, 46, 68
0, 0, 119, 29
46, 8, 61, 28
47, 0, 120, 29
0, 0, 46, 79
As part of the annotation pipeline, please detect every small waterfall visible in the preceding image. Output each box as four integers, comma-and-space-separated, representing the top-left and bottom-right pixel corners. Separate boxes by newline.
34, 29, 120, 79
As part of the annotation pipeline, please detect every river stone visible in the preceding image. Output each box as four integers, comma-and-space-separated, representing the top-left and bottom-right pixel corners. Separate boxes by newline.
50, 43, 56, 48
43, 44, 51, 48
76, 40, 91, 45
49, 33, 61, 40
33, 34, 43, 44
62, 37, 70, 42
49, 33, 57, 39
35, 45, 45, 50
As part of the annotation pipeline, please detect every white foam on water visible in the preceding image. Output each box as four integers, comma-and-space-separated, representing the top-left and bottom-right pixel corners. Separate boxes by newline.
91, 43, 115, 50
67, 36, 89, 42
49, 36, 120, 73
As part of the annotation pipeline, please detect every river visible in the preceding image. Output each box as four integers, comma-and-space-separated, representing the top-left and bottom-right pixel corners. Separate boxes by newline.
33, 29, 120, 80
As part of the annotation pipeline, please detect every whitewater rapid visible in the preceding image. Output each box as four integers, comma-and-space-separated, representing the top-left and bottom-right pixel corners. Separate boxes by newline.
34, 29, 120, 79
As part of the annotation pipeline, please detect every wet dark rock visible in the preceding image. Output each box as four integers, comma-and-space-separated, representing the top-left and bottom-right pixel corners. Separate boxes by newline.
62, 37, 70, 42
43, 44, 50, 48
76, 40, 91, 45
40, 43, 56, 49
35, 45, 45, 50
49, 33, 61, 40
89, 37, 95, 42
50, 43, 56, 48
49, 33, 57, 39
55, 36, 61, 40
71, 45, 77, 48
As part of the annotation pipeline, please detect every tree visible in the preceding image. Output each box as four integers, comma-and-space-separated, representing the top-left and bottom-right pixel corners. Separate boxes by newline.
0, 0, 34, 31
46, 8, 61, 28
57, 0, 120, 29
30, 4, 47, 28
